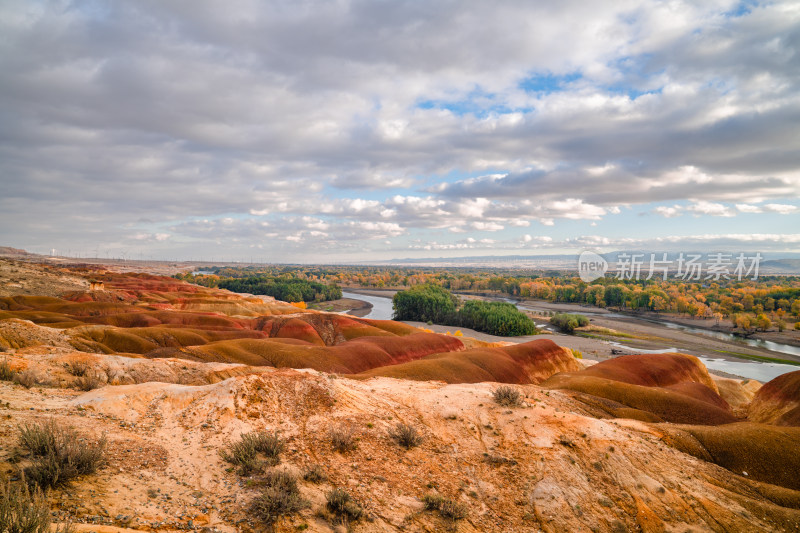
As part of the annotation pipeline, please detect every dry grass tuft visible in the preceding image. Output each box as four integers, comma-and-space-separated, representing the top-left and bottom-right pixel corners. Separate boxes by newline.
18, 419, 106, 489
302, 464, 327, 483
492, 385, 522, 407
73, 372, 104, 391
0, 358, 14, 381
65, 361, 90, 377
13, 369, 40, 389
326, 487, 363, 523
249, 470, 308, 526
389, 422, 423, 449
220, 430, 285, 476
421, 492, 469, 525
0, 480, 74, 532
330, 425, 357, 453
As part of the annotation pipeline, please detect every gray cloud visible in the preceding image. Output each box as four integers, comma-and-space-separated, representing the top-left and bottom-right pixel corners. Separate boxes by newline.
0, 0, 798, 260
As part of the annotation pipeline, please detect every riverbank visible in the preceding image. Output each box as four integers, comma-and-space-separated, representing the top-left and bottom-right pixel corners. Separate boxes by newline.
308, 297, 372, 317
336, 288, 800, 381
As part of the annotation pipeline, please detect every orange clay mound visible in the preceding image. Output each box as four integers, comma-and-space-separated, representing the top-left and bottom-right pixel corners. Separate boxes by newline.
749, 370, 800, 426
659, 422, 800, 491
61, 290, 137, 303
713, 376, 762, 416
181, 332, 463, 374
575, 352, 719, 391
541, 353, 736, 425
67, 325, 269, 355
358, 318, 420, 336
1, 274, 429, 355
356, 339, 578, 384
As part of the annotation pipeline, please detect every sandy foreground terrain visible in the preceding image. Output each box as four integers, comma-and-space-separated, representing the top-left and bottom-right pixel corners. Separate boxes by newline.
2, 350, 797, 533
1, 261, 800, 532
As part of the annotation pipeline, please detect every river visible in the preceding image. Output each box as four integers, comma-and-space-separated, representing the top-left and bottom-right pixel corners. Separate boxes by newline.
341, 291, 395, 320
342, 290, 799, 381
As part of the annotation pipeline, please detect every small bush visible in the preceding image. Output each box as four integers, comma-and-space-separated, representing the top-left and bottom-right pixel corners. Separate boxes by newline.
330, 425, 357, 453
0, 358, 14, 381
18, 420, 106, 489
74, 373, 104, 391
326, 487, 363, 522
19, 419, 61, 456
492, 385, 521, 407
249, 470, 308, 526
571, 348, 583, 359
440, 499, 469, 521
482, 453, 517, 467
422, 493, 468, 523
13, 369, 39, 389
302, 464, 326, 483
550, 313, 589, 334
422, 492, 445, 511
66, 361, 90, 377
220, 430, 284, 476
388, 423, 423, 449
0, 480, 74, 533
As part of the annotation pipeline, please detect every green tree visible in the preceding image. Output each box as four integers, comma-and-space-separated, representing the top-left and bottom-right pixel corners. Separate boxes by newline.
550, 313, 589, 334
392, 284, 458, 323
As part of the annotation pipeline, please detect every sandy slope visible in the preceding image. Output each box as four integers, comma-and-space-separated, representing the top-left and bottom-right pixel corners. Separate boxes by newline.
1, 260, 799, 532
2, 356, 799, 532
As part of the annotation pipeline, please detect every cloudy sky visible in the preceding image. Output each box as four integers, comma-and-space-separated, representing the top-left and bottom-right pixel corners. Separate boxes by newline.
1, 0, 798, 262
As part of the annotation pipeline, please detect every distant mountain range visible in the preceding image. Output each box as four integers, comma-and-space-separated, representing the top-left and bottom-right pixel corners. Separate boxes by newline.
369, 252, 800, 273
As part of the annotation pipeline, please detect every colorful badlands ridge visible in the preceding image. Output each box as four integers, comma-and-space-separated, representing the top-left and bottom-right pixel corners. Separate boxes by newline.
1, 263, 800, 531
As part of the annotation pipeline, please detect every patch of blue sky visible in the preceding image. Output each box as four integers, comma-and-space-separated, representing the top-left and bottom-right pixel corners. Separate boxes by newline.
724, 0, 758, 18
518, 71, 582, 94
320, 183, 418, 202
416, 98, 531, 118
429, 168, 508, 186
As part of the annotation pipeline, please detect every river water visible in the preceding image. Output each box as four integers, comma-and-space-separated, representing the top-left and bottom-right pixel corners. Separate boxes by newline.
516, 301, 800, 358
342, 291, 395, 320
343, 290, 799, 381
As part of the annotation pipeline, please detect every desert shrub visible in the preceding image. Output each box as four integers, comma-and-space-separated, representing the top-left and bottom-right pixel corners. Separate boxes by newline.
326, 487, 363, 522
492, 385, 521, 407
249, 470, 308, 526
389, 422, 423, 449
421, 493, 468, 522
302, 464, 327, 483
65, 361, 90, 377
73, 373, 104, 391
220, 430, 284, 476
440, 498, 469, 521
0, 480, 74, 533
550, 313, 589, 334
482, 453, 517, 467
13, 369, 39, 389
0, 358, 14, 381
422, 492, 445, 511
18, 420, 106, 489
571, 348, 583, 359
19, 419, 62, 456
330, 425, 357, 453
